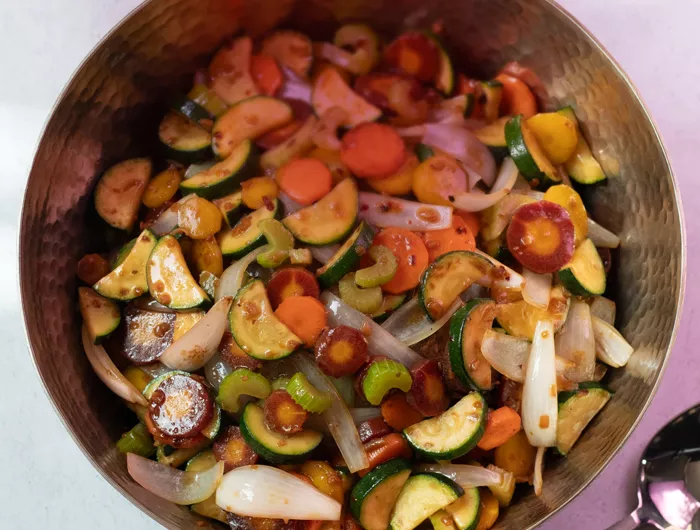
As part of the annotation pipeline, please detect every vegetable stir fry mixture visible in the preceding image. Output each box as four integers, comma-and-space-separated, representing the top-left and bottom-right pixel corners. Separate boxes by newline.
78, 23, 631, 530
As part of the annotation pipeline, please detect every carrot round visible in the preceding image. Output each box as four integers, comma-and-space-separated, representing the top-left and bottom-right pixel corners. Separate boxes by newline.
380, 392, 425, 431
495, 73, 537, 119
477, 406, 522, 451
421, 216, 476, 262
250, 54, 283, 96
276, 158, 333, 206
371, 228, 428, 294
359, 433, 413, 476
340, 123, 406, 180
274, 295, 328, 346
455, 210, 481, 238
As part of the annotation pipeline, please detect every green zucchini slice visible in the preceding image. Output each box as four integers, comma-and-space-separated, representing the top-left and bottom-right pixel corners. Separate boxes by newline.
415, 143, 436, 162
430, 488, 481, 530
180, 139, 257, 199
213, 190, 246, 227
146, 235, 210, 309
229, 279, 301, 360
94, 229, 157, 300
283, 178, 359, 246
404, 392, 486, 460
480, 80, 503, 123
448, 299, 495, 391
350, 459, 412, 530
372, 294, 407, 322
158, 110, 212, 163
425, 32, 454, 96
556, 382, 612, 455
474, 117, 510, 163
558, 238, 606, 296
419, 251, 494, 321
316, 221, 374, 288
170, 94, 213, 126
505, 115, 560, 187
78, 287, 121, 344
217, 199, 280, 259
239, 403, 322, 464
558, 107, 607, 184
390, 473, 464, 530
94, 158, 151, 231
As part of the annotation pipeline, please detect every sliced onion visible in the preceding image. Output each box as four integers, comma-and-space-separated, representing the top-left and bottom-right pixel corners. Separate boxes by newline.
216, 465, 342, 520
522, 269, 552, 309
522, 320, 558, 447
358, 192, 452, 231
150, 196, 192, 236
417, 464, 503, 488
311, 244, 341, 264
278, 191, 303, 215
312, 107, 347, 151
331, 375, 355, 407
215, 246, 270, 301
382, 297, 462, 346
587, 218, 620, 248
81, 326, 146, 406
127, 453, 224, 505
589, 296, 616, 325
350, 407, 382, 424
451, 157, 519, 212
428, 96, 469, 125
292, 352, 368, 473
279, 66, 312, 104
534, 446, 545, 496
160, 297, 233, 371
592, 316, 634, 367
322, 292, 425, 367
473, 249, 525, 290
315, 42, 372, 76
554, 300, 595, 382
139, 363, 174, 378
512, 174, 532, 191
204, 351, 233, 391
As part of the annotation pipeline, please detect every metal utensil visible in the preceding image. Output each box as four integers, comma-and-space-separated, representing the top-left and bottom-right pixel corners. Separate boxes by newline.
608, 406, 700, 529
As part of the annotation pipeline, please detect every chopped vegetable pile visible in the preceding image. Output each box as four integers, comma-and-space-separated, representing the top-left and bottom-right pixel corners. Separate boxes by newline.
77, 22, 631, 530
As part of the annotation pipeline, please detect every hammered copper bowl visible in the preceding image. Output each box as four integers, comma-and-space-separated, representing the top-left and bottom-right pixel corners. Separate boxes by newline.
19, 0, 684, 528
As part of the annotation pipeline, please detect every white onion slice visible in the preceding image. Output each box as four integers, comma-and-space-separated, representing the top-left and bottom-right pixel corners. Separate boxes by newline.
589, 296, 616, 325
522, 320, 558, 447
311, 245, 341, 265
204, 351, 233, 391
417, 464, 503, 488
150, 196, 192, 236
127, 453, 224, 505
322, 292, 425, 367
358, 192, 452, 231
81, 326, 146, 406
350, 407, 382, 424
292, 352, 368, 473
587, 218, 620, 248
278, 191, 303, 215
215, 246, 270, 301
331, 375, 356, 407
139, 363, 174, 378
522, 269, 552, 309
554, 300, 595, 382
592, 316, 634, 367
473, 249, 525, 290
382, 298, 462, 346
279, 66, 312, 104
451, 157, 519, 212
534, 446, 545, 496
160, 297, 233, 371
216, 465, 341, 520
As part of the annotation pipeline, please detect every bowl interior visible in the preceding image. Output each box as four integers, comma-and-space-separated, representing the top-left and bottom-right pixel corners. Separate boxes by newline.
20, 0, 684, 528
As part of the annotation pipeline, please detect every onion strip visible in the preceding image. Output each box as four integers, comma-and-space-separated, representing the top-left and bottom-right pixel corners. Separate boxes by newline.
522, 269, 552, 309
279, 66, 312, 104
474, 249, 525, 290
382, 298, 462, 346
416, 464, 503, 488
554, 300, 595, 382
534, 446, 545, 496
215, 246, 269, 301
358, 192, 452, 231
592, 316, 634, 367
204, 351, 233, 391
588, 218, 621, 248
451, 158, 519, 212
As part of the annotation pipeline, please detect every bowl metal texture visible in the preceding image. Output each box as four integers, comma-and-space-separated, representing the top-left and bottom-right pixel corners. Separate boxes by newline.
19, 0, 685, 528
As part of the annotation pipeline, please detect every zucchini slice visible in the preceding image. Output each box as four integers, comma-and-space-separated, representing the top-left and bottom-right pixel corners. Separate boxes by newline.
239, 403, 322, 464
78, 287, 121, 343
556, 382, 612, 455
209, 36, 259, 106
260, 30, 313, 77
351, 459, 412, 530
283, 178, 359, 246
186, 450, 229, 522
217, 199, 280, 259
404, 392, 487, 460
180, 139, 257, 199
425, 32, 454, 95
312, 67, 382, 127
94, 158, 151, 231
494, 284, 570, 339
188, 83, 229, 118
558, 107, 607, 184
430, 488, 481, 530
229, 279, 302, 360
480, 80, 503, 123
480, 192, 535, 242
94, 229, 157, 300
419, 251, 494, 321
505, 115, 560, 187
415, 143, 436, 162
212, 96, 293, 159
146, 235, 210, 309
474, 117, 510, 163
170, 94, 213, 127
390, 473, 464, 530
558, 238, 606, 296
448, 299, 495, 391
372, 294, 407, 322
213, 190, 245, 227
316, 221, 374, 288
158, 110, 212, 163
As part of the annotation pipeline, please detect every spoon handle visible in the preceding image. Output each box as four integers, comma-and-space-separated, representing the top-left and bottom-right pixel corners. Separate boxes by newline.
606, 511, 644, 530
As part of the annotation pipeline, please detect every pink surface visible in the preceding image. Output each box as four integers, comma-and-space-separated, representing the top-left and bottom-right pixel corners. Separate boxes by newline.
542, 0, 698, 528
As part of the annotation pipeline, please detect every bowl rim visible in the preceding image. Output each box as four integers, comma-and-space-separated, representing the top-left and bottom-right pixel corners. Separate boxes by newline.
17, 0, 687, 528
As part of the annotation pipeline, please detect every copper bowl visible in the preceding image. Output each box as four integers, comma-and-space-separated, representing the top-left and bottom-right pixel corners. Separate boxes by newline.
19, 0, 685, 528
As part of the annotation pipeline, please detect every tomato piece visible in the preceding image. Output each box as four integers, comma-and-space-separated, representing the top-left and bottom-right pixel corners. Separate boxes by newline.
267, 267, 321, 309
315, 325, 369, 377
383, 32, 439, 82
213, 425, 259, 471
406, 359, 449, 417
77, 253, 110, 285
357, 416, 393, 443
506, 201, 575, 273
219, 331, 263, 371
264, 390, 308, 435
359, 433, 412, 476
148, 374, 213, 438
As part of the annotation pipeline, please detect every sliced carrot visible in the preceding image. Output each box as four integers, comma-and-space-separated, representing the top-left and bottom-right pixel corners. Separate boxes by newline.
371, 227, 429, 294
380, 393, 425, 431
358, 433, 413, 477
477, 407, 522, 451
455, 210, 481, 238
340, 123, 406, 180
274, 295, 328, 346
421, 216, 476, 262
495, 73, 537, 119
276, 158, 333, 206
250, 54, 283, 96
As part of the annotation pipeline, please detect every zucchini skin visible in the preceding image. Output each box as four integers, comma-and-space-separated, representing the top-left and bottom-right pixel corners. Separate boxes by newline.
316, 222, 374, 288
350, 458, 412, 521
448, 299, 493, 390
